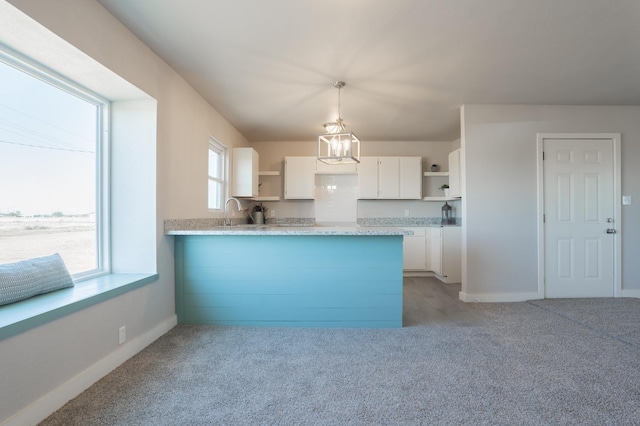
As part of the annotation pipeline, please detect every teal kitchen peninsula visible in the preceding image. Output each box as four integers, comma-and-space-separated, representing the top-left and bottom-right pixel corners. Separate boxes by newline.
166, 225, 410, 328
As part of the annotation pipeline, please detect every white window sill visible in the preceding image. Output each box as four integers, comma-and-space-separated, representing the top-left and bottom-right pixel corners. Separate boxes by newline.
0, 273, 159, 340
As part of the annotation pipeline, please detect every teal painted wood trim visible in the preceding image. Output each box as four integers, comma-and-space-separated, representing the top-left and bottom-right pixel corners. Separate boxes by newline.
184, 293, 400, 308
0, 273, 159, 340
183, 266, 400, 282
183, 278, 401, 295
185, 306, 400, 322
175, 238, 185, 323
191, 320, 402, 328
175, 235, 403, 328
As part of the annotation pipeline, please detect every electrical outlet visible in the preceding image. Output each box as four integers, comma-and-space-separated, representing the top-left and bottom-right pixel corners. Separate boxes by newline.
404, 209, 410, 217
270, 210, 275, 217
118, 326, 126, 344
622, 195, 632, 205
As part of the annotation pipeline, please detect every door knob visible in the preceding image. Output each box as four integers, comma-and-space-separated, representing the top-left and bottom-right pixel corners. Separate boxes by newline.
606, 228, 616, 234
607, 218, 614, 223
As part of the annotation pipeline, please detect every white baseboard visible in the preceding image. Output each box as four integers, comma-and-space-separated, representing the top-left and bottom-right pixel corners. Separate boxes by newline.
459, 291, 542, 303
460, 289, 640, 302
3, 315, 177, 426
619, 288, 640, 298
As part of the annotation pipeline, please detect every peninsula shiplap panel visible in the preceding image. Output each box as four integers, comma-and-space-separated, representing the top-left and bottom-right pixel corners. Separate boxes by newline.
175, 235, 403, 328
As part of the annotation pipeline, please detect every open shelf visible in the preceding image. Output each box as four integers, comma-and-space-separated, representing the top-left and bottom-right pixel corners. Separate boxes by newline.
256, 170, 281, 201
422, 196, 459, 202
423, 171, 449, 177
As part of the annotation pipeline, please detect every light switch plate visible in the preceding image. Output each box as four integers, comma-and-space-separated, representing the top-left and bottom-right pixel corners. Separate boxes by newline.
622, 195, 632, 205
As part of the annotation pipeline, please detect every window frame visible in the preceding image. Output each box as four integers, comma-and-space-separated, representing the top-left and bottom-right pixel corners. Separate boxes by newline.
208, 138, 227, 211
0, 47, 111, 280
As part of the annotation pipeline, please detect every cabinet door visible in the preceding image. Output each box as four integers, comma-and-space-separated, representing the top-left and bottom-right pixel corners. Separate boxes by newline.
284, 157, 316, 199
402, 228, 426, 270
357, 157, 379, 199
231, 147, 259, 197
378, 157, 400, 198
399, 157, 422, 199
448, 149, 461, 198
429, 227, 443, 275
441, 226, 462, 283
425, 229, 432, 271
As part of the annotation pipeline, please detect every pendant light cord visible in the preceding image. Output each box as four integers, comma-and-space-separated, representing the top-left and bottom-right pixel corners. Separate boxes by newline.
338, 84, 342, 121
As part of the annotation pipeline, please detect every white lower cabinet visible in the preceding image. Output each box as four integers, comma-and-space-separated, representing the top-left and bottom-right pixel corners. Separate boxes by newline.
402, 226, 461, 283
428, 226, 461, 283
402, 228, 427, 270
428, 227, 442, 274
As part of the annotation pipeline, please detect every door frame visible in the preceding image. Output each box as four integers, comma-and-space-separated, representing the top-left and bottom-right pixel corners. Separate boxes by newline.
536, 133, 622, 298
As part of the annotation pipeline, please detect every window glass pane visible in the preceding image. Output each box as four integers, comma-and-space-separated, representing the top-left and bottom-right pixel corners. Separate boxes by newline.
208, 148, 220, 178
208, 139, 226, 210
208, 180, 221, 210
0, 60, 99, 274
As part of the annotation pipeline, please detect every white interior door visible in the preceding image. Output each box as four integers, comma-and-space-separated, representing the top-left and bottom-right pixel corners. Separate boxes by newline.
544, 138, 615, 298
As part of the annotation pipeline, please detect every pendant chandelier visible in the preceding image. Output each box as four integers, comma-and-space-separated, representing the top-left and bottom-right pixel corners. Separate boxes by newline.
317, 81, 360, 164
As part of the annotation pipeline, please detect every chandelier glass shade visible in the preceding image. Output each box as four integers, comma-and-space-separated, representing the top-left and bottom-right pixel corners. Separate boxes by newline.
317, 81, 360, 165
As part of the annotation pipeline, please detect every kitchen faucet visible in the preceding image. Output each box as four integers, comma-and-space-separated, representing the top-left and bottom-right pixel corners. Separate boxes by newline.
224, 197, 242, 226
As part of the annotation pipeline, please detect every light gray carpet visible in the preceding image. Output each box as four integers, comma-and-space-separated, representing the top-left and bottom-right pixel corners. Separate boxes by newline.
40, 298, 640, 425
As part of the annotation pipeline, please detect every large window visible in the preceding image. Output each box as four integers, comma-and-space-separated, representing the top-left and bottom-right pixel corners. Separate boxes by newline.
0, 50, 109, 278
208, 139, 227, 210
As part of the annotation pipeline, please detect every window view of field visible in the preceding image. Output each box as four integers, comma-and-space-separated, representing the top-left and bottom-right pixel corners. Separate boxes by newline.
0, 215, 96, 274
0, 58, 100, 275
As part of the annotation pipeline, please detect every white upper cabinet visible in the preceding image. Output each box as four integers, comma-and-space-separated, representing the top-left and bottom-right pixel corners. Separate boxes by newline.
358, 156, 422, 199
357, 157, 380, 199
448, 148, 461, 198
399, 157, 422, 199
231, 147, 259, 198
377, 157, 401, 198
284, 156, 316, 199
315, 160, 358, 175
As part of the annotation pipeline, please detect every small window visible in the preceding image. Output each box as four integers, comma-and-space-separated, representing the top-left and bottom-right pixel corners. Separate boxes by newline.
208, 139, 227, 210
0, 49, 109, 278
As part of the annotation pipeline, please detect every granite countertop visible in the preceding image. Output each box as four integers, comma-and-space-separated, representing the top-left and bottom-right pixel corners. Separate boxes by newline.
166, 225, 412, 236
163, 217, 460, 236
357, 217, 460, 227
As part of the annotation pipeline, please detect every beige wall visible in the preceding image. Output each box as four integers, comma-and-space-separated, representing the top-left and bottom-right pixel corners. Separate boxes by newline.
462, 104, 640, 301
1, 0, 247, 422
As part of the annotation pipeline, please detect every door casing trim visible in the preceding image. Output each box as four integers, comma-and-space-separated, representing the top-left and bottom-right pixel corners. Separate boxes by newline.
536, 133, 622, 298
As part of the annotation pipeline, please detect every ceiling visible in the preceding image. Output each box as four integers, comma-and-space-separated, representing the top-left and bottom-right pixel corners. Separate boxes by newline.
97, 0, 640, 142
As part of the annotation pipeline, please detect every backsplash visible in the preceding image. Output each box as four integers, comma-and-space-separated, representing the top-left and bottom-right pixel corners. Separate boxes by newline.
314, 174, 358, 223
